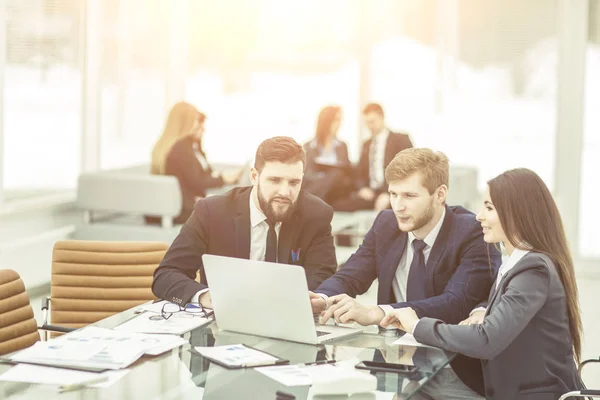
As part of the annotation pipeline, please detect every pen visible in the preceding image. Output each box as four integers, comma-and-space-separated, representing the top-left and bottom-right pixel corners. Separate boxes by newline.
59, 376, 110, 392
304, 359, 336, 366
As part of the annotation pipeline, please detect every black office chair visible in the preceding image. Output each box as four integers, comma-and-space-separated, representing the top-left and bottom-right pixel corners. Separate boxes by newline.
559, 357, 600, 399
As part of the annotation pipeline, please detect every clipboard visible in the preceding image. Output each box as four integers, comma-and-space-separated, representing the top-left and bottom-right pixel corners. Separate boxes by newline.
190, 344, 289, 369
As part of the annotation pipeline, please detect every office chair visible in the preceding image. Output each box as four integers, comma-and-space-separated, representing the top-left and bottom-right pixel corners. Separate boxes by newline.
43, 240, 168, 338
559, 357, 600, 399
0, 269, 73, 356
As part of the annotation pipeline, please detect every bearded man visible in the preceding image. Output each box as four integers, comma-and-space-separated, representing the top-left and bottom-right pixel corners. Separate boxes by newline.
152, 136, 337, 308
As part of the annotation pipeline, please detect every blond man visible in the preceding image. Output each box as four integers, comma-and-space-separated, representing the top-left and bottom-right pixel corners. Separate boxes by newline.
309, 148, 501, 399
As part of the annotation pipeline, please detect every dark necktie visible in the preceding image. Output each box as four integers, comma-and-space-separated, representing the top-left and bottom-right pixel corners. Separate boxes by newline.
406, 239, 427, 301
264, 219, 278, 263
369, 135, 378, 188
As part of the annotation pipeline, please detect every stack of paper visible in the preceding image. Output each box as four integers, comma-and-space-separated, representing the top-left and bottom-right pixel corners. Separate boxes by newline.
8, 340, 144, 371
56, 326, 188, 356
0, 364, 130, 387
7, 326, 188, 371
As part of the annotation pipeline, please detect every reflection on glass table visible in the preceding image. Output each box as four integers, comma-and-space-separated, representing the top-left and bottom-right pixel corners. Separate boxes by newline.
0, 307, 455, 400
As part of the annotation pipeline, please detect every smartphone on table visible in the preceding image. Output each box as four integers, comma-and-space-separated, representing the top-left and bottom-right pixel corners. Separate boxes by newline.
355, 360, 419, 374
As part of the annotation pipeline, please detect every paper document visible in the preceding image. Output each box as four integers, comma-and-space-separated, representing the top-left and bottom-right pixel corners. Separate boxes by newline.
8, 327, 188, 371
0, 364, 129, 387
256, 359, 359, 387
9, 337, 145, 371
55, 326, 188, 356
115, 312, 212, 335
392, 333, 435, 348
194, 344, 287, 368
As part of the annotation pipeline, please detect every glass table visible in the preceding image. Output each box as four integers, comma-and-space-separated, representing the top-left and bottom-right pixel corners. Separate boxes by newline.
0, 307, 455, 399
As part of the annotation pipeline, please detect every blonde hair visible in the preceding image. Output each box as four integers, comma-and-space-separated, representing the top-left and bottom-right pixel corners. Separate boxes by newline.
151, 102, 200, 175
384, 148, 449, 193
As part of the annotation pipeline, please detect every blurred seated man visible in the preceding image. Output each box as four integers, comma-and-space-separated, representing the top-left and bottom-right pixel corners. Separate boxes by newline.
332, 103, 413, 212
152, 136, 337, 308
310, 148, 501, 398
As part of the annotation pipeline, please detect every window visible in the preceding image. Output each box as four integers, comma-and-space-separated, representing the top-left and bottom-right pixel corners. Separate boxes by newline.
98, 0, 171, 170
2, 0, 83, 200
184, 0, 362, 163
579, 2, 600, 258
371, 0, 558, 191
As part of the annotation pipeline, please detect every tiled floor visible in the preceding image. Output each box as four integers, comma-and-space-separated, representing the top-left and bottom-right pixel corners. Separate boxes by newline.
29, 276, 600, 390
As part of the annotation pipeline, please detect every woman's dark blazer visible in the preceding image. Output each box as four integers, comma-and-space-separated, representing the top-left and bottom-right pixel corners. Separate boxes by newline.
164, 136, 224, 224
414, 252, 584, 400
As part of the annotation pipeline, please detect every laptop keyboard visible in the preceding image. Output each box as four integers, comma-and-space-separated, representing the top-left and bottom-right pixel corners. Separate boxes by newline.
316, 330, 331, 337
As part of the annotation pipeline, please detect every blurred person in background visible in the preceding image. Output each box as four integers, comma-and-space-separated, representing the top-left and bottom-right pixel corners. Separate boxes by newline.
302, 105, 353, 205
150, 102, 242, 224
334, 103, 413, 212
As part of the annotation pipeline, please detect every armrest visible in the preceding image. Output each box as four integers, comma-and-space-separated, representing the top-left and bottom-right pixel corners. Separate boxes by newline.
580, 357, 600, 375
39, 297, 76, 339
38, 324, 76, 334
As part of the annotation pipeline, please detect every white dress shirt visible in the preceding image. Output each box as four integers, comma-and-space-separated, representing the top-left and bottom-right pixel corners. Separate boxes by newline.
194, 150, 210, 171
248, 188, 282, 261
379, 208, 446, 315
191, 187, 281, 304
369, 129, 390, 189
495, 247, 530, 289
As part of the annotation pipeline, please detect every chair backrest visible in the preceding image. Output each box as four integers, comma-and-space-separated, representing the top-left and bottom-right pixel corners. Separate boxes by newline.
50, 240, 169, 330
76, 172, 182, 218
0, 270, 40, 356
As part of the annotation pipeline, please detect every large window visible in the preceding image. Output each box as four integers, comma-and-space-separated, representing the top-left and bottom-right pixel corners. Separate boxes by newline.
98, 0, 171, 170
579, 2, 600, 258
184, 0, 364, 164
371, 0, 558, 191
2, 0, 83, 199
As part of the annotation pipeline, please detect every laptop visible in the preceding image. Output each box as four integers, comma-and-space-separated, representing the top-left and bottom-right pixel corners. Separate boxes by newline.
202, 254, 363, 345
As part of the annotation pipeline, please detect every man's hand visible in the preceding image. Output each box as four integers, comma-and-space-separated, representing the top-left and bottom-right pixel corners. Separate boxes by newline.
374, 192, 390, 211
380, 307, 419, 333
357, 187, 375, 201
459, 310, 485, 325
309, 291, 326, 314
319, 294, 384, 326
199, 291, 212, 308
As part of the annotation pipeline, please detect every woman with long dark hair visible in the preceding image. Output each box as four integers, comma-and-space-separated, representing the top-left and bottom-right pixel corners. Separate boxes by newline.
381, 168, 584, 400
302, 106, 352, 204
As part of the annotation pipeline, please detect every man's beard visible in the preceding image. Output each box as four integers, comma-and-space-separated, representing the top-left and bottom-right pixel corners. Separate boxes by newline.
257, 184, 297, 223
401, 197, 436, 232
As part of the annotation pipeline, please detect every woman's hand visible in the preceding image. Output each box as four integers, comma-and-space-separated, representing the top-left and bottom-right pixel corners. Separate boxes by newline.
221, 168, 243, 185
380, 307, 420, 333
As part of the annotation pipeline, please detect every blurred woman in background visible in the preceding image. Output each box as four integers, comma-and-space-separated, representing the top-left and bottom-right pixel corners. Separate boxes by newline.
150, 102, 241, 224
302, 105, 353, 204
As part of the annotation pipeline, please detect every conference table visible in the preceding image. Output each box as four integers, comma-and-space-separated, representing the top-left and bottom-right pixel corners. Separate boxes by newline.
0, 307, 456, 399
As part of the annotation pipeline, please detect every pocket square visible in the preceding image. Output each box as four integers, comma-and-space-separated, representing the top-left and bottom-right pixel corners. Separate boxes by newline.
291, 248, 302, 262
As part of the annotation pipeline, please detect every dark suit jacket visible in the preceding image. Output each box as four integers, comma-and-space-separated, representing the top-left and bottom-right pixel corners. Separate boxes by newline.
316, 205, 501, 396
415, 252, 583, 400
152, 186, 338, 305
356, 131, 413, 193
316, 205, 501, 323
165, 136, 224, 224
